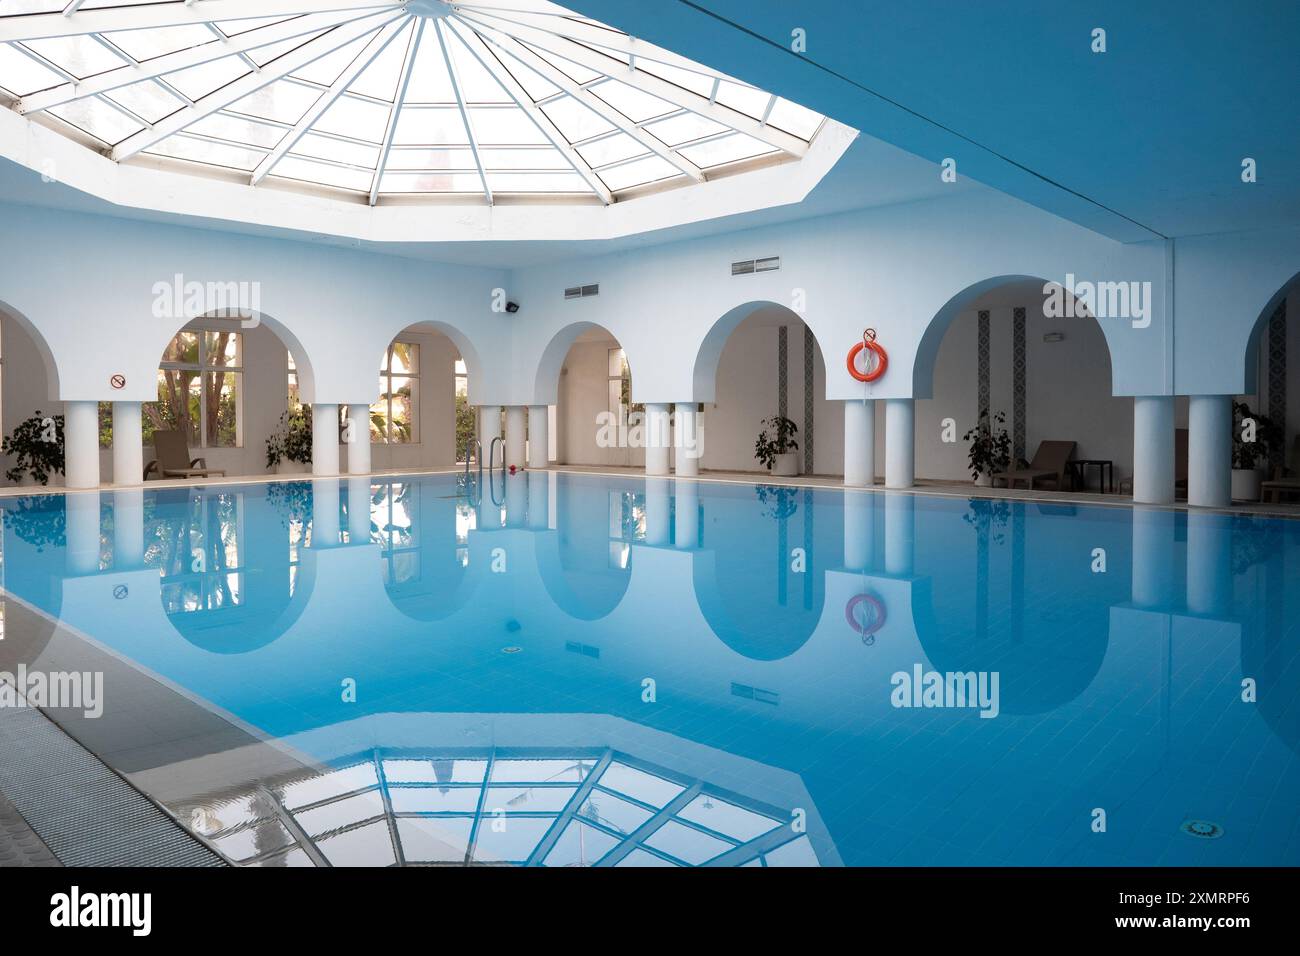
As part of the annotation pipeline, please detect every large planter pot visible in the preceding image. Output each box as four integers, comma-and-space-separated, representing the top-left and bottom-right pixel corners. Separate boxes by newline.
770, 452, 799, 477
974, 473, 992, 488
275, 459, 309, 476
1231, 468, 1262, 502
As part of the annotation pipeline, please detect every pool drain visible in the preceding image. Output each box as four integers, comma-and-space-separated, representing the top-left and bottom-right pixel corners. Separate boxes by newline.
1180, 820, 1223, 839
501, 646, 523, 654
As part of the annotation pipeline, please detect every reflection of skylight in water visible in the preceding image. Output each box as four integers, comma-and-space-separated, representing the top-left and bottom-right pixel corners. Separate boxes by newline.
0, 0, 824, 205
191, 749, 811, 867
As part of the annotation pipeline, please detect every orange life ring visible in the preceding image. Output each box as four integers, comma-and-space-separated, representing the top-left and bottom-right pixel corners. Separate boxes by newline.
847, 329, 888, 383
845, 593, 886, 640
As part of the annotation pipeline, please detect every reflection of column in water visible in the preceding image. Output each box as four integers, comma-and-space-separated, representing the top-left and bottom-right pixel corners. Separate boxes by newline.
505, 472, 527, 527
347, 477, 371, 543
674, 478, 698, 548
67, 491, 102, 575
527, 471, 550, 530
645, 477, 670, 546
883, 492, 914, 576
311, 479, 340, 547
843, 492, 873, 571
1131, 506, 1178, 609
1186, 511, 1232, 617
112, 488, 145, 568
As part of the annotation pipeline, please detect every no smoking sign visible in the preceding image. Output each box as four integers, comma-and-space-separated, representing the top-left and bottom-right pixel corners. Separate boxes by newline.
110, 374, 126, 390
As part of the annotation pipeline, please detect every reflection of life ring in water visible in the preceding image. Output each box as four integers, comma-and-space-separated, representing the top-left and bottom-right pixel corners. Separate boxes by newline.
847, 328, 888, 383
845, 592, 886, 644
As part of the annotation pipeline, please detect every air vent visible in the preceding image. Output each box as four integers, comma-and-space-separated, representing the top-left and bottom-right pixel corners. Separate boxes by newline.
564, 284, 599, 299
731, 256, 780, 276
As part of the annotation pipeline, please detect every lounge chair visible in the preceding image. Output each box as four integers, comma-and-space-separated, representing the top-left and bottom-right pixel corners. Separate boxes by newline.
993, 440, 1076, 490
143, 430, 226, 480
1261, 435, 1300, 503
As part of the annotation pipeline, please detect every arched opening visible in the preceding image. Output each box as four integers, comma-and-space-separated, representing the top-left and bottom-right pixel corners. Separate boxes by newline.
537, 322, 637, 468
692, 302, 833, 475
1240, 270, 1300, 505
0, 301, 61, 487
348, 322, 476, 473
913, 277, 1129, 490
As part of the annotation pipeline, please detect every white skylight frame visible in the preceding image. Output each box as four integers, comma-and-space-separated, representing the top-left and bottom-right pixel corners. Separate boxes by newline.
0, 0, 828, 207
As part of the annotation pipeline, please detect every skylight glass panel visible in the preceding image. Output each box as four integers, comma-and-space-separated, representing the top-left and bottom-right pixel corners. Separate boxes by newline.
0, 0, 826, 206
392, 106, 468, 146
643, 111, 728, 147
165, 57, 250, 102
589, 79, 674, 123
0, 44, 65, 95
272, 156, 374, 193
544, 821, 619, 867
577, 132, 646, 168
102, 25, 218, 63
22, 35, 127, 79
678, 132, 776, 168
395, 817, 473, 862
146, 135, 266, 173
471, 816, 556, 863
49, 98, 142, 145
642, 820, 733, 865
540, 95, 612, 143
676, 795, 781, 842
388, 787, 481, 813
227, 79, 318, 125
104, 81, 184, 124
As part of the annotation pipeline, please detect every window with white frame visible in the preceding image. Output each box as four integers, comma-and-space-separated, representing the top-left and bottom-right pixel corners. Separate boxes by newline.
372, 342, 419, 444
146, 327, 243, 448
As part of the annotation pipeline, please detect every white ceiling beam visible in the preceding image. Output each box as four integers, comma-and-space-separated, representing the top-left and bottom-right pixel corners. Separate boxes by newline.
435, 20, 492, 205
457, 3, 737, 82
110, 13, 404, 162
0, 0, 401, 42
368, 18, 423, 206
475, 28, 704, 182
251, 17, 410, 185
17, 11, 368, 114
448, 19, 611, 203
456, 11, 808, 157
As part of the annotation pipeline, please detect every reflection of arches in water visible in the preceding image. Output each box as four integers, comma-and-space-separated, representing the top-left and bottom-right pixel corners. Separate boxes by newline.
535, 481, 632, 620
912, 502, 1109, 714
149, 487, 314, 654
1239, 523, 1299, 755
376, 481, 483, 623
693, 548, 824, 662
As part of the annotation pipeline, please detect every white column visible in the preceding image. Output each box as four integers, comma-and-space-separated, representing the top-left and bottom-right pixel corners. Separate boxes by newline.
675, 479, 699, 548
844, 399, 875, 487
312, 478, 340, 547
63, 400, 100, 489
505, 405, 526, 470
528, 405, 549, 469
1188, 394, 1232, 508
884, 493, 914, 576
347, 476, 372, 542
111, 401, 143, 486
645, 477, 670, 545
66, 491, 101, 574
1132, 396, 1174, 504
345, 403, 371, 475
479, 405, 501, 461
1186, 512, 1232, 616
312, 403, 340, 477
112, 488, 145, 569
674, 403, 701, 476
844, 492, 873, 570
645, 403, 671, 476
884, 399, 914, 490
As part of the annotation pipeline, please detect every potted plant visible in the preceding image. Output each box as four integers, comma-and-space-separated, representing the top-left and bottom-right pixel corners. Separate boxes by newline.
1231, 401, 1281, 502
2, 411, 65, 485
754, 416, 800, 476
266, 409, 313, 474
962, 410, 1011, 486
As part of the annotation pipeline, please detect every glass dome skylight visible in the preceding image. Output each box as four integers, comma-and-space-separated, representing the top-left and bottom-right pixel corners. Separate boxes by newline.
0, 0, 826, 205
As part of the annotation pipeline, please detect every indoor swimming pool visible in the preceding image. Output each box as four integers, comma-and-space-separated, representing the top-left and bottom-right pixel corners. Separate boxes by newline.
0, 472, 1297, 867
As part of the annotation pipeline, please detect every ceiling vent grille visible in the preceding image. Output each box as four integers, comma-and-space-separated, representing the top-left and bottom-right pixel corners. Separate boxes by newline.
731, 256, 780, 276
564, 284, 599, 299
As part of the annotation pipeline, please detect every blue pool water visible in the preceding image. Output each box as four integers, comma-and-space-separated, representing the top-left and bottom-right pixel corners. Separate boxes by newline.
1, 471, 1297, 867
